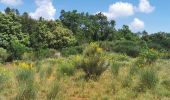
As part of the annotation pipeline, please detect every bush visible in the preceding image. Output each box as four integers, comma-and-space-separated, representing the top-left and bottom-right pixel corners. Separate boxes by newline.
61, 46, 83, 57
34, 49, 60, 60
113, 40, 141, 57
79, 43, 109, 79
139, 69, 158, 90
8, 39, 27, 60
140, 49, 159, 65
0, 48, 9, 63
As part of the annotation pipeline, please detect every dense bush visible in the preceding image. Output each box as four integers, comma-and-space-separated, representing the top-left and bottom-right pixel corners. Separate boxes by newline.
8, 39, 27, 60
0, 48, 8, 63
33, 49, 60, 60
79, 43, 109, 79
61, 46, 83, 56
140, 49, 159, 65
112, 40, 141, 57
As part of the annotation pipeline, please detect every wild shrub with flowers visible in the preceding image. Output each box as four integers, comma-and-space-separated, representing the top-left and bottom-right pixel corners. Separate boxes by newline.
79, 43, 109, 79
136, 49, 159, 67
15, 62, 34, 83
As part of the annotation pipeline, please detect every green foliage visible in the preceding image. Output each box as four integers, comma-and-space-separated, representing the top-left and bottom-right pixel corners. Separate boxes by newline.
61, 46, 83, 56
79, 43, 109, 79
113, 40, 141, 57
161, 80, 170, 91
57, 61, 75, 76
0, 48, 8, 63
0, 12, 28, 49
48, 26, 76, 49
15, 62, 37, 100
8, 39, 27, 60
140, 49, 159, 65
139, 69, 158, 90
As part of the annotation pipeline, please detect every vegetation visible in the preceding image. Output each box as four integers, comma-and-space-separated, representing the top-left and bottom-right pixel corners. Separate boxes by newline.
0, 7, 169, 99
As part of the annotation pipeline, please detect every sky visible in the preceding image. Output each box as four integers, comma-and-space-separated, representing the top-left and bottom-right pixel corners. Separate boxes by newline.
0, 0, 170, 33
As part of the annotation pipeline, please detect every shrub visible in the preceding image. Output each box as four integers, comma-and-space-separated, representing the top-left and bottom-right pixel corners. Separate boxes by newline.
61, 46, 83, 57
79, 43, 109, 79
34, 49, 61, 60
8, 39, 27, 60
57, 60, 75, 76
0, 48, 9, 63
140, 49, 159, 65
139, 69, 158, 90
113, 40, 141, 57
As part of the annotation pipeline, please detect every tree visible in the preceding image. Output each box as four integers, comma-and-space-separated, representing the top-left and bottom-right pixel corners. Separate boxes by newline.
0, 12, 28, 49
48, 26, 76, 49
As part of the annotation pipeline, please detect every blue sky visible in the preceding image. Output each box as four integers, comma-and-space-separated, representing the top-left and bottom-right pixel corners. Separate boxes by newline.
0, 0, 170, 33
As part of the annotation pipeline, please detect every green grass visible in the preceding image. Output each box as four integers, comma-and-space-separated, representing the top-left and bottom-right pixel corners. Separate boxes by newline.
0, 53, 169, 100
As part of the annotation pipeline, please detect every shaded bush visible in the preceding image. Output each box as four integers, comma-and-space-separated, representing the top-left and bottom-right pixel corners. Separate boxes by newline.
79, 43, 109, 79
61, 46, 83, 57
113, 40, 141, 57
8, 39, 27, 60
0, 48, 9, 63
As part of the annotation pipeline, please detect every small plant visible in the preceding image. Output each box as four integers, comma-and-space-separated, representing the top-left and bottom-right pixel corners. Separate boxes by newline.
139, 69, 158, 90
79, 43, 109, 79
47, 81, 60, 100
0, 48, 9, 63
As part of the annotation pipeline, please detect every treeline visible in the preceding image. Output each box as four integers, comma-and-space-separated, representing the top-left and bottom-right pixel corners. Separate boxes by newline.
0, 7, 170, 62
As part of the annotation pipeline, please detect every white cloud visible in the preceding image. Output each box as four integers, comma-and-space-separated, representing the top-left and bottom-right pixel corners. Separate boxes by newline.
0, 10, 5, 14
0, 0, 22, 6
129, 18, 145, 31
30, 0, 56, 20
103, 2, 135, 20
138, 0, 155, 13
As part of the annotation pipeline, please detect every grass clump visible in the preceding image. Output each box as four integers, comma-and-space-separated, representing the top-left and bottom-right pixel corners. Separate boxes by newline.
47, 81, 60, 100
135, 69, 158, 92
79, 43, 109, 79
15, 62, 37, 100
